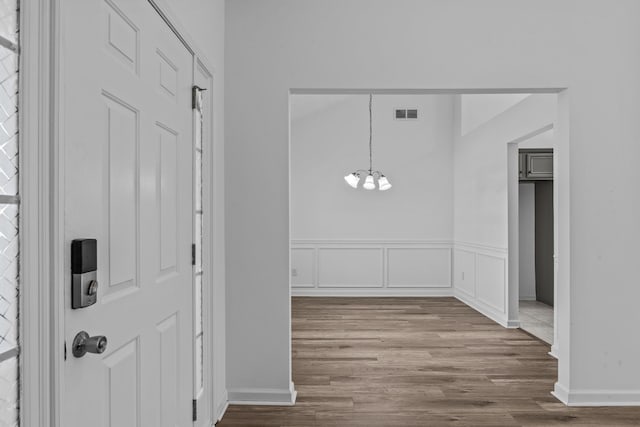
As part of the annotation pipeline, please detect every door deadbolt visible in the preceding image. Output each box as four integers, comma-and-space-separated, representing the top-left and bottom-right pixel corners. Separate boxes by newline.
72, 331, 107, 358
87, 280, 98, 296
71, 239, 99, 309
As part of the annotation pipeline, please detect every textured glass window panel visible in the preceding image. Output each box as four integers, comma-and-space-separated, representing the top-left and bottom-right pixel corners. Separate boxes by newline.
195, 273, 202, 336
194, 97, 205, 396
0, 356, 18, 427
0, 3, 17, 426
0, 42, 17, 196
195, 334, 203, 392
195, 107, 202, 150
0, 0, 17, 46
195, 149, 202, 212
0, 203, 17, 355
195, 213, 202, 272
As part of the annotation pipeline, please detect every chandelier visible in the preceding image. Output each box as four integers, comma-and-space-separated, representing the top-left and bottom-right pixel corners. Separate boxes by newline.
344, 94, 392, 191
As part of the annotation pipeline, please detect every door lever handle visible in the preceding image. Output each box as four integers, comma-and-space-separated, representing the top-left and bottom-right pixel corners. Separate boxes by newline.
72, 331, 108, 358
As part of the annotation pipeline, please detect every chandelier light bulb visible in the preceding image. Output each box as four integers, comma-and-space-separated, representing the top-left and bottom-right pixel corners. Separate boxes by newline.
378, 175, 392, 191
363, 174, 376, 190
344, 94, 392, 191
344, 172, 360, 188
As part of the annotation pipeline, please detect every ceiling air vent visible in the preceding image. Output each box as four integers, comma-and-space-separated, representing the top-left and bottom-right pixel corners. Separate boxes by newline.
394, 108, 418, 120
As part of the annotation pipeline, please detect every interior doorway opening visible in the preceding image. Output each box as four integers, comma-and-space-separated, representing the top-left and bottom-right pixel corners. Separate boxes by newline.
517, 143, 555, 345
289, 88, 564, 400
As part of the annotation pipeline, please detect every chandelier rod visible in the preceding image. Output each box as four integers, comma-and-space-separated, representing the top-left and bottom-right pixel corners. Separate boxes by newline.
368, 94, 373, 172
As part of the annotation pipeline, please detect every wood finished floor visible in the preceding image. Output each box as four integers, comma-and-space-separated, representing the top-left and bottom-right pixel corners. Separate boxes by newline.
218, 297, 640, 426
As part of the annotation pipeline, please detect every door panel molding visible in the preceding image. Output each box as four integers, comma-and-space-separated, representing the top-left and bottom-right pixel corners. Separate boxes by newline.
36, 1, 218, 426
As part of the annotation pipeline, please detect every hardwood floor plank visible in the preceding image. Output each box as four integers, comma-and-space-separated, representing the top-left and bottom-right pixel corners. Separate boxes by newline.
218, 297, 640, 426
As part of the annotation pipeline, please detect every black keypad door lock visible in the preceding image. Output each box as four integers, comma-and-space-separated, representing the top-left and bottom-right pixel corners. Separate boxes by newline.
71, 239, 98, 309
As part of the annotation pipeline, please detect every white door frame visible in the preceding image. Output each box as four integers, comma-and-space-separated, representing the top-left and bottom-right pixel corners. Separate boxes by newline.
288, 87, 571, 405
505, 123, 555, 332
19, 1, 218, 425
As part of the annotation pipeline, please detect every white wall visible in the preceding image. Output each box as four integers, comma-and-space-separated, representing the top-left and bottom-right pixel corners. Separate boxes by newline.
291, 94, 454, 296
453, 94, 556, 327
226, 0, 640, 406
167, 0, 227, 419
291, 94, 454, 240
454, 94, 556, 248
461, 94, 530, 135
519, 182, 536, 300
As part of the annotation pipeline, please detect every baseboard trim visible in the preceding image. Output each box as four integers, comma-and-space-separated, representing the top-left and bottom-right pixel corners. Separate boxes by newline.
454, 290, 508, 328
292, 288, 454, 297
519, 296, 537, 301
553, 383, 640, 406
227, 382, 297, 406
505, 319, 521, 328
215, 390, 229, 423
549, 344, 559, 359
552, 382, 569, 404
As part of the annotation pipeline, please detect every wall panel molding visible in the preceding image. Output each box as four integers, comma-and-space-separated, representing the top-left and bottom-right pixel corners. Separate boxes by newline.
291, 240, 453, 296
453, 241, 511, 327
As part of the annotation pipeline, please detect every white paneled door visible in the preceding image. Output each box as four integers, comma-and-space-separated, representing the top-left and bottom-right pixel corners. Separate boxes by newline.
62, 0, 194, 426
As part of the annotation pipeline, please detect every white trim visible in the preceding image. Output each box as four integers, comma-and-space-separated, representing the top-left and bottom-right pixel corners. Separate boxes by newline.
454, 290, 511, 328
505, 123, 559, 372
452, 241, 508, 254
552, 382, 570, 404
553, 384, 640, 407
146, 0, 215, 74
19, 0, 57, 425
291, 239, 452, 246
505, 320, 521, 328
293, 288, 453, 297
215, 390, 229, 422
227, 382, 298, 406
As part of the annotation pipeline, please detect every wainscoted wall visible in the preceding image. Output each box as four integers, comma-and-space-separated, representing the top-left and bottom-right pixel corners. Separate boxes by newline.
291, 240, 453, 296
453, 242, 514, 328
292, 240, 514, 327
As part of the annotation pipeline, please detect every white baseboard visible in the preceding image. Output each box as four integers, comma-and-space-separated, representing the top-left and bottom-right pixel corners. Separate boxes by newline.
454, 290, 508, 328
519, 296, 537, 301
505, 319, 520, 328
292, 288, 454, 297
227, 382, 297, 406
553, 383, 640, 406
549, 344, 559, 359
215, 390, 229, 423
552, 382, 570, 404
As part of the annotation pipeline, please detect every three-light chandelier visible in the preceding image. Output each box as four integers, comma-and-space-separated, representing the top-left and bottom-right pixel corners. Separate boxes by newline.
344, 94, 392, 191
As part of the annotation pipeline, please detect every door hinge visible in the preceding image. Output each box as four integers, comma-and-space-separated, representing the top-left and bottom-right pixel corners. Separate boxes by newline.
192, 243, 196, 266
192, 85, 207, 110
192, 399, 197, 421
64, 341, 67, 361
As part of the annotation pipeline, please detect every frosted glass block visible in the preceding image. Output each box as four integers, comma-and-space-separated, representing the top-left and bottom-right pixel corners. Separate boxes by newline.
0, 204, 17, 355
0, 357, 18, 427
0, 0, 17, 46
0, 41, 17, 196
